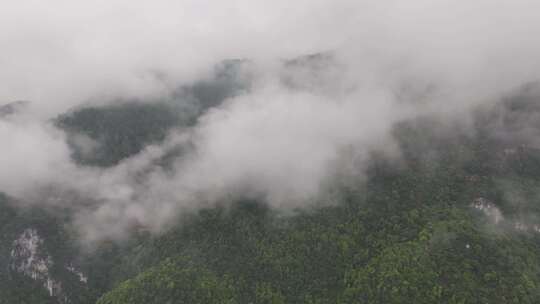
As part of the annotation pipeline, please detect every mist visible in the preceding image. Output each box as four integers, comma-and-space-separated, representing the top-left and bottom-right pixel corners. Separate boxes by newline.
2, 0, 540, 243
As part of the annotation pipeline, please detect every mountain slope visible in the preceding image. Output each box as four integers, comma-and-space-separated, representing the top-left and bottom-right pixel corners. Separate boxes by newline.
3, 85, 540, 303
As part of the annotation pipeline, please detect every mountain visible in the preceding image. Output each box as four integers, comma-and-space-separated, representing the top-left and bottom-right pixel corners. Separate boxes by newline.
96, 89, 540, 304
3, 67, 540, 303
0, 101, 29, 118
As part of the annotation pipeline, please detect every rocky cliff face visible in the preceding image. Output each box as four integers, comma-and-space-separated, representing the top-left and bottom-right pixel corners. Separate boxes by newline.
10, 228, 64, 301
9, 228, 87, 304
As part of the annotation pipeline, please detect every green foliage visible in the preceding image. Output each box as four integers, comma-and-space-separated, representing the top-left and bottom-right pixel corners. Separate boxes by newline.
57, 102, 182, 166
343, 240, 441, 304
98, 98, 540, 303
5, 92, 540, 303
55, 59, 248, 168
0, 274, 56, 304
97, 258, 237, 304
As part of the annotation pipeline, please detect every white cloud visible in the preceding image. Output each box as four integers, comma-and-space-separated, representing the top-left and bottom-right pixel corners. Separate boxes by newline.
1, 0, 540, 242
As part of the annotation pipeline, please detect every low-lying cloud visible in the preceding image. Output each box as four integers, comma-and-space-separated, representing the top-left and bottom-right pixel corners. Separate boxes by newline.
1, 0, 540, 243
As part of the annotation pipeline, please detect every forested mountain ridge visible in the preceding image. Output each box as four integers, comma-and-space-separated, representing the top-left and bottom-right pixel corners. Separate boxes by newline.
97, 90, 540, 304
3, 76, 540, 303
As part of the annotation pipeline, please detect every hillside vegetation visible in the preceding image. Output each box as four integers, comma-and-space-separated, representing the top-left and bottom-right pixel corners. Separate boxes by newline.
3, 87, 540, 303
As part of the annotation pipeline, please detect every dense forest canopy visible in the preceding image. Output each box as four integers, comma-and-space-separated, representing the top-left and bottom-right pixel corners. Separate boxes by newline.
3, 85, 540, 303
